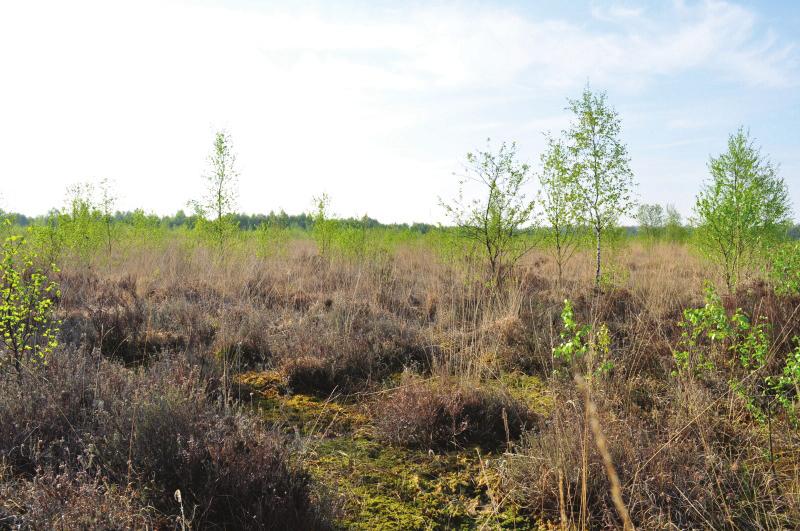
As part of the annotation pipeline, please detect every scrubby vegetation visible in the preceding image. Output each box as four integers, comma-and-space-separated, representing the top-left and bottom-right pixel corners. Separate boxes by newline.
1, 87, 799, 529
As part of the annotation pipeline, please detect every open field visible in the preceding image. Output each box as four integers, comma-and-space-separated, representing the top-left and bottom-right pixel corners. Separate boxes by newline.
4, 1, 800, 528
1, 227, 798, 529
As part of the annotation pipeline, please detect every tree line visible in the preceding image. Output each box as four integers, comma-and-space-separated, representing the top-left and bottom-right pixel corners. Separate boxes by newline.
440, 85, 795, 291
3, 208, 437, 234
1, 85, 796, 293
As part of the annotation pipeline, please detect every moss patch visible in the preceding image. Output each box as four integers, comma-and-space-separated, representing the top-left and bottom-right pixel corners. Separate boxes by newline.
245, 369, 552, 528
496, 372, 554, 415
306, 436, 533, 530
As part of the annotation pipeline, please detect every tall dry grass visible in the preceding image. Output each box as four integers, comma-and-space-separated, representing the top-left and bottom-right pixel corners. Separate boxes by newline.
3, 232, 797, 528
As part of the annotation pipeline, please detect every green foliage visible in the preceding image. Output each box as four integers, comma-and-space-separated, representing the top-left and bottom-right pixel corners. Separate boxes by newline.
664, 204, 689, 243
672, 283, 798, 424
26, 183, 161, 263
61, 183, 106, 262
767, 340, 800, 424
538, 135, 582, 284
441, 140, 538, 284
255, 221, 292, 258
552, 299, 590, 364
311, 193, 336, 258
190, 131, 239, 247
0, 233, 60, 371
593, 323, 615, 376
693, 127, 792, 292
597, 260, 630, 291
564, 85, 636, 287
28, 210, 65, 266
419, 227, 479, 280
552, 300, 614, 378
308, 207, 400, 266
96, 178, 117, 255
126, 209, 164, 247
194, 214, 239, 247
0, 212, 13, 241
672, 283, 737, 377
729, 310, 770, 371
331, 215, 370, 260
25, 182, 123, 265
769, 241, 800, 296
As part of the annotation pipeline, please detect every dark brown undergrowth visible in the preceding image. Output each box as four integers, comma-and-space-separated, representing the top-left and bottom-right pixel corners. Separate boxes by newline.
271, 299, 432, 395
502, 377, 800, 529
59, 271, 187, 364
0, 348, 325, 530
5, 240, 797, 528
374, 375, 538, 450
0, 466, 156, 530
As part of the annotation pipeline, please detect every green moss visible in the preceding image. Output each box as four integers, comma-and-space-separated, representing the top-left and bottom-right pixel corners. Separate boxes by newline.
247, 369, 546, 528
496, 372, 554, 415
234, 370, 285, 398
305, 436, 535, 529
354, 495, 430, 530
235, 370, 285, 389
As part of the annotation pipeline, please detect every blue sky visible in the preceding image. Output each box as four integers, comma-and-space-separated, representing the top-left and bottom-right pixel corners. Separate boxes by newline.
1, 0, 798, 223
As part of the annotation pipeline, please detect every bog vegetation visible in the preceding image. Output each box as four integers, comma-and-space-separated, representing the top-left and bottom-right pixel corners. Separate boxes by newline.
1, 87, 799, 529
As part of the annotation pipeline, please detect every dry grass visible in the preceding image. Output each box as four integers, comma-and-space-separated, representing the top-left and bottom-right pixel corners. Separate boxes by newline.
374, 373, 538, 450
0, 347, 325, 529
1, 234, 798, 528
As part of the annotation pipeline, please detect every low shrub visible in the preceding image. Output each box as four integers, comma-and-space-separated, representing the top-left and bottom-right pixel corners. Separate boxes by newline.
0, 467, 156, 529
770, 241, 800, 296
274, 301, 430, 395
58, 271, 148, 363
502, 380, 799, 529
374, 375, 538, 450
0, 348, 325, 529
0, 234, 60, 372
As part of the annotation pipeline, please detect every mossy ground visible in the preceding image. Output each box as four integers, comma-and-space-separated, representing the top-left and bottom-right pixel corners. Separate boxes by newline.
236, 371, 552, 529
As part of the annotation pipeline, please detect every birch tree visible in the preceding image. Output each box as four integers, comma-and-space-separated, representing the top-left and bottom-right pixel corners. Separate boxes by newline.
191, 131, 239, 246
635, 203, 665, 240
565, 86, 635, 287
441, 140, 537, 285
694, 127, 792, 292
538, 135, 581, 285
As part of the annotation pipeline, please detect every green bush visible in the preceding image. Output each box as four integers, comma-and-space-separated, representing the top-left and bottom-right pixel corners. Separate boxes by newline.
28, 211, 65, 266
672, 284, 771, 377
769, 241, 800, 296
255, 222, 292, 258
552, 300, 614, 377
311, 193, 336, 258
552, 299, 590, 364
672, 283, 797, 424
62, 184, 106, 262
0, 234, 60, 371
767, 339, 800, 425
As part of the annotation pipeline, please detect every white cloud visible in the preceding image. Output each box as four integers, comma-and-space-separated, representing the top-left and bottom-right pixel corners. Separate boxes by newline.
0, 0, 796, 222
591, 2, 646, 23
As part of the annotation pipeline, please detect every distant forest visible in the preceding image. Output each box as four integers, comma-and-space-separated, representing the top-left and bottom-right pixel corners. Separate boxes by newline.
2, 209, 439, 233
3, 209, 799, 239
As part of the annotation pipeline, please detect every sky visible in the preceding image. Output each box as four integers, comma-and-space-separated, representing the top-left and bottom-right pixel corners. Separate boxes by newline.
1, 0, 798, 224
